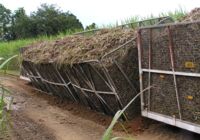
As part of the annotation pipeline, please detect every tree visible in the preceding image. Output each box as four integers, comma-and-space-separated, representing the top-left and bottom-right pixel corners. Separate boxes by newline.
0, 3, 84, 40
12, 8, 34, 39
0, 4, 11, 40
85, 23, 97, 30
31, 4, 83, 36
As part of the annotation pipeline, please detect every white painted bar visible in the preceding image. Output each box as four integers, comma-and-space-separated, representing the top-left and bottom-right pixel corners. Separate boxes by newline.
19, 76, 31, 81
142, 111, 200, 134
142, 69, 200, 77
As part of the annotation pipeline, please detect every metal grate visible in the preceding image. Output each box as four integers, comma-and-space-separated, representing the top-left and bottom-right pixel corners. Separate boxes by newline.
138, 21, 200, 128
20, 17, 173, 120
22, 39, 139, 119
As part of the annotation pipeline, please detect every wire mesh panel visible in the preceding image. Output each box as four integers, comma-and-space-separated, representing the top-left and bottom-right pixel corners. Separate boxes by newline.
20, 17, 174, 119
138, 21, 200, 127
21, 39, 139, 119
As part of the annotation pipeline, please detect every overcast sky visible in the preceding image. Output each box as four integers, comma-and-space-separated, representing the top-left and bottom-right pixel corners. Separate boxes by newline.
0, 0, 200, 27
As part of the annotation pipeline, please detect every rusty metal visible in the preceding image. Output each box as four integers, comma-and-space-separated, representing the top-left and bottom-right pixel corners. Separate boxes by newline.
148, 29, 152, 111
20, 16, 172, 119
167, 26, 182, 119
139, 20, 200, 30
138, 20, 200, 134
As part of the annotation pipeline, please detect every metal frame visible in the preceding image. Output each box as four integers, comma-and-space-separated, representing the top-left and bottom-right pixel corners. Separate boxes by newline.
20, 37, 138, 119
137, 20, 200, 134
19, 16, 174, 119
142, 110, 200, 134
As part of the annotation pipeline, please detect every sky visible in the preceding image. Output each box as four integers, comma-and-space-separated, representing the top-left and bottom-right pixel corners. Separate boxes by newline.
0, 0, 200, 27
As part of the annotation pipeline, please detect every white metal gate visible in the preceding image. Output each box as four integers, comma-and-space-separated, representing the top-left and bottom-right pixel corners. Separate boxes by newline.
137, 20, 200, 133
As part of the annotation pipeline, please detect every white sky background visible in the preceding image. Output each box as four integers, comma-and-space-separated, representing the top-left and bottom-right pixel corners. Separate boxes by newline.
0, 0, 200, 27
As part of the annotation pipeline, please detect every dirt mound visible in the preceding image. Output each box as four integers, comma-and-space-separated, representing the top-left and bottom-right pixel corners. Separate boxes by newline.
183, 8, 200, 22
22, 28, 135, 64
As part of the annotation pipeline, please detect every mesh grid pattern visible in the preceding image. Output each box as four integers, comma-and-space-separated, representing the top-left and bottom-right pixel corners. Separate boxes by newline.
140, 21, 200, 124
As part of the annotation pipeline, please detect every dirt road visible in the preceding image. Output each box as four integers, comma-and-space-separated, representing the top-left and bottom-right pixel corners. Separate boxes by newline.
1, 76, 129, 140
1, 75, 200, 140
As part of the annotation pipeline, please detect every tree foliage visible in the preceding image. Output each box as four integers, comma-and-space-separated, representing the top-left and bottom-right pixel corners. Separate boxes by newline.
0, 4, 11, 40
0, 3, 84, 40
85, 23, 97, 30
12, 8, 33, 38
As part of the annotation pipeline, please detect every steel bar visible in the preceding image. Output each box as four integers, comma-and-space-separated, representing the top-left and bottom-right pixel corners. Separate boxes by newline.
101, 38, 136, 59
73, 29, 102, 35
87, 65, 115, 115
27, 73, 70, 86
35, 65, 61, 97
157, 17, 174, 25
113, 60, 137, 94
139, 20, 200, 30
72, 84, 115, 95
98, 61, 125, 117
77, 64, 115, 114
142, 111, 200, 134
89, 64, 113, 91
62, 67, 82, 102
167, 26, 182, 119
142, 69, 200, 77
54, 65, 78, 102
25, 62, 46, 91
67, 67, 98, 110
137, 29, 144, 111
148, 29, 152, 111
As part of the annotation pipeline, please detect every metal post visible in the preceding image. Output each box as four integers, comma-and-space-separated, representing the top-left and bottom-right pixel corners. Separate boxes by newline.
137, 29, 144, 111
148, 29, 152, 111
167, 26, 182, 119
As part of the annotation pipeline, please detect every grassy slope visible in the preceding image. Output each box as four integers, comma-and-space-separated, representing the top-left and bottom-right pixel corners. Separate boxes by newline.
0, 36, 58, 58
0, 35, 68, 72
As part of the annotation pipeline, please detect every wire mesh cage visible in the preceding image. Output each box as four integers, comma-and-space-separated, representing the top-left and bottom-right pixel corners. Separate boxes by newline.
21, 39, 139, 119
138, 20, 200, 125
20, 17, 173, 119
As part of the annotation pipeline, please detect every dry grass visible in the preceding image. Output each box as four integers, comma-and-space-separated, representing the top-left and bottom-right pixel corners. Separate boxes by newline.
22, 28, 136, 64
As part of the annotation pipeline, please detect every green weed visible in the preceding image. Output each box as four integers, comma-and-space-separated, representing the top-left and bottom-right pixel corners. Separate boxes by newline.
102, 86, 153, 140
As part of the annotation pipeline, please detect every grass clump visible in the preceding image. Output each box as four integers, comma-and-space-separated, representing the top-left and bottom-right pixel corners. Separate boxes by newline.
0, 56, 17, 138
102, 86, 152, 140
159, 7, 187, 21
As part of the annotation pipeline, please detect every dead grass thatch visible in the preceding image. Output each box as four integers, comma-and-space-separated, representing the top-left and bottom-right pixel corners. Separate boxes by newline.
183, 8, 200, 22
22, 28, 136, 64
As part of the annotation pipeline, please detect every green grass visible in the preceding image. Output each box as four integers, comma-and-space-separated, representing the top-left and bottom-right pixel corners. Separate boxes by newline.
0, 36, 56, 59
0, 96, 5, 132
159, 7, 187, 21
0, 38, 42, 71
0, 88, 10, 137
0, 29, 83, 60
0, 32, 75, 72
102, 86, 153, 140
0, 56, 16, 136
100, 8, 187, 28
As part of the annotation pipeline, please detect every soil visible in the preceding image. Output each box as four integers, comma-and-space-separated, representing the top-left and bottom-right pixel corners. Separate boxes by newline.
0, 75, 200, 140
